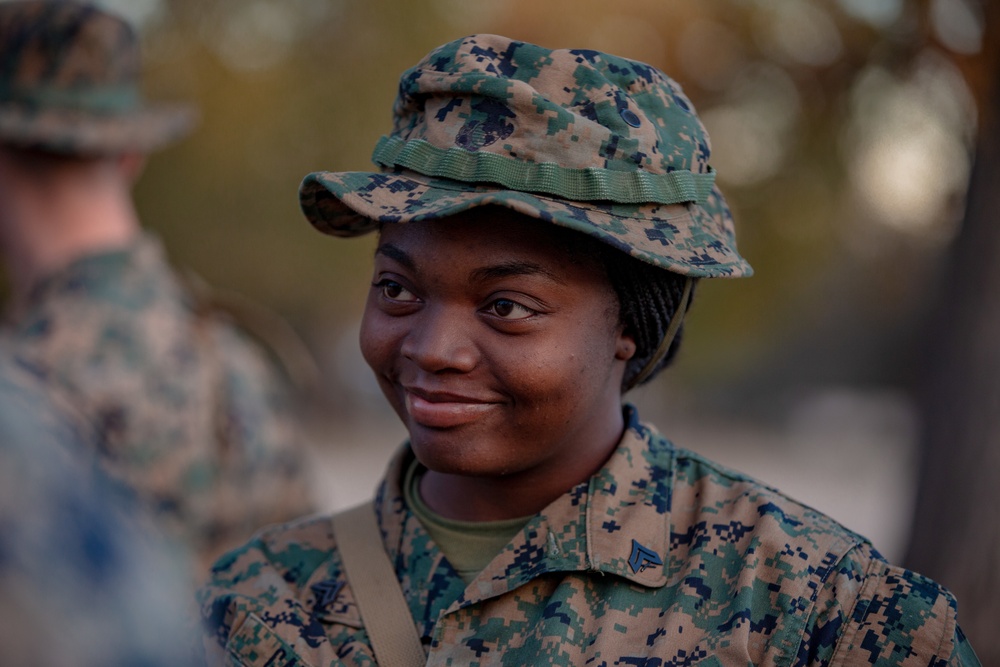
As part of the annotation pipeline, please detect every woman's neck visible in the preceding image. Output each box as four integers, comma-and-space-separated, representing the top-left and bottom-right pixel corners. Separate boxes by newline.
418, 406, 626, 522
0, 164, 140, 314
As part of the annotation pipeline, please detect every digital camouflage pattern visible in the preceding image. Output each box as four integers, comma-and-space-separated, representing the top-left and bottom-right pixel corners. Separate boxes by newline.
0, 1, 195, 154
199, 407, 979, 666
0, 234, 313, 570
299, 34, 752, 279
0, 354, 201, 666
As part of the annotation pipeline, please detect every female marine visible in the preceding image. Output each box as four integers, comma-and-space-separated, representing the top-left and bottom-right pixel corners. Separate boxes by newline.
200, 34, 978, 666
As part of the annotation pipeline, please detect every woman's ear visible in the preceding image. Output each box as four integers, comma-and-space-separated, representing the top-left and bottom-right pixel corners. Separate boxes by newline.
615, 330, 636, 361
116, 153, 147, 185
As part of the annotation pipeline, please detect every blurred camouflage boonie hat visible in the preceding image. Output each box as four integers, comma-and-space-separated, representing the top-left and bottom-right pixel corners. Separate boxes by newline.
0, 0, 196, 155
300, 34, 752, 278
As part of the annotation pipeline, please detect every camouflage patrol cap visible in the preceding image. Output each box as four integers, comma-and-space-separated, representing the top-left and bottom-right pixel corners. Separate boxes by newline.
0, 1, 195, 155
300, 34, 752, 278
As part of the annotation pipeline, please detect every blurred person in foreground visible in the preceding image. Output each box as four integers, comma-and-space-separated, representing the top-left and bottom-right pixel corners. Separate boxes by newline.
0, 353, 201, 665
199, 35, 979, 665
0, 0, 314, 572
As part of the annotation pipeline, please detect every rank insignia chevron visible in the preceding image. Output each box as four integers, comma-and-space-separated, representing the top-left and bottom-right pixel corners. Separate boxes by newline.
628, 539, 663, 574
311, 579, 345, 611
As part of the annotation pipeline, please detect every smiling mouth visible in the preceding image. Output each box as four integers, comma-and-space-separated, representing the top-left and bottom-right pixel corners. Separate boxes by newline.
403, 388, 500, 429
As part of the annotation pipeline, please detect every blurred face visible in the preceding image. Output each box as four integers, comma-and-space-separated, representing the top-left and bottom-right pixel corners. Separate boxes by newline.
0, 148, 15, 230
360, 208, 635, 503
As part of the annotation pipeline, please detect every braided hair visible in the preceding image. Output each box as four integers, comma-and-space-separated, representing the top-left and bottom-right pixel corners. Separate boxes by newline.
562, 229, 697, 390
603, 252, 696, 389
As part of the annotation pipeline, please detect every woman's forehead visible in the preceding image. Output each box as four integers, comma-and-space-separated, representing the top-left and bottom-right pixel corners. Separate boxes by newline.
375, 207, 609, 270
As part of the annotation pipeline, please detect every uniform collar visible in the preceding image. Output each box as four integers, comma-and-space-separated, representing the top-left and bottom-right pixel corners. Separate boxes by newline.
520, 404, 672, 589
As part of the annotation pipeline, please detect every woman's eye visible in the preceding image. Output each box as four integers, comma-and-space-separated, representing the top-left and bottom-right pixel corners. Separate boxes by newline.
375, 279, 418, 302
487, 298, 535, 320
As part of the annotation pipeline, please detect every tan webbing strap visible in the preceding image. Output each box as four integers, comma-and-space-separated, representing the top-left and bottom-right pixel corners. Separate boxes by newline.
331, 502, 427, 667
626, 276, 695, 391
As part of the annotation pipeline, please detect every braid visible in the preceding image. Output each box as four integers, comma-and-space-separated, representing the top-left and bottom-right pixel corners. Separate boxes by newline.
603, 252, 696, 389
557, 227, 697, 389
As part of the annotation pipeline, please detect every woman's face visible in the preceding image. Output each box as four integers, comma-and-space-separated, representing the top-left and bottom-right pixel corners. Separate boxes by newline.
360, 207, 635, 499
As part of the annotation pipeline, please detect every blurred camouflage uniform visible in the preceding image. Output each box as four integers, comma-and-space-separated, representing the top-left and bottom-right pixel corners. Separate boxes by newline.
0, 355, 202, 666
200, 407, 977, 666
1, 233, 313, 567
0, 0, 314, 569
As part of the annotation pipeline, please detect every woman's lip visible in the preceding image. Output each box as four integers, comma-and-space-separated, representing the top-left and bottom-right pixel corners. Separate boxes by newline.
404, 390, 499, 428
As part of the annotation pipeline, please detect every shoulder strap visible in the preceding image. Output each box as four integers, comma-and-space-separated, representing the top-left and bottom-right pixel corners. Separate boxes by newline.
331, 502, 427, 667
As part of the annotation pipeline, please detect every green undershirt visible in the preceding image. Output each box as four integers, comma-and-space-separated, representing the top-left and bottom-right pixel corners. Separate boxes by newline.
404, 458, 532, 584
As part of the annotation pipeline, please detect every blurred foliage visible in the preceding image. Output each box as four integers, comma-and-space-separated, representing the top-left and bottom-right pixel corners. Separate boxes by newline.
111, 0, 987, 410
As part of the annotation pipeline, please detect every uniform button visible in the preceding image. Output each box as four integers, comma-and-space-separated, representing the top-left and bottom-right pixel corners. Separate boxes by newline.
621, 108, 641, 127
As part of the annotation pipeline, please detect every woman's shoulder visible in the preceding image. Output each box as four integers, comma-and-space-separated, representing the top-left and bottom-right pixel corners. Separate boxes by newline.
623, 413, 867, 571
812, 552, 978, 665
208, 512, 336, 576
651, 433, 976, 665
198, 513, 344, 654
665, 439, 868, 556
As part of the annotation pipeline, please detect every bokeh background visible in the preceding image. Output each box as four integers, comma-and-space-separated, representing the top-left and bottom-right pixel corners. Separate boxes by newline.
46, 0, 1000, 657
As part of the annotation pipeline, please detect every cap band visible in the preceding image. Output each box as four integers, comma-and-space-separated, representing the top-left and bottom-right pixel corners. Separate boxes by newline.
626, 276, 694, 390
0, 84, 139, 114
372, 135, 717, 205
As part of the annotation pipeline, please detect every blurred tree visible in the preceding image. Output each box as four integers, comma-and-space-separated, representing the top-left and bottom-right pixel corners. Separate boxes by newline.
904, 0, 1000, 660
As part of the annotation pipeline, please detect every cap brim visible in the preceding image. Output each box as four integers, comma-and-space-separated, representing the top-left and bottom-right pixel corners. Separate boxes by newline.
300, 169, 752, 278
0, 102, 197, 154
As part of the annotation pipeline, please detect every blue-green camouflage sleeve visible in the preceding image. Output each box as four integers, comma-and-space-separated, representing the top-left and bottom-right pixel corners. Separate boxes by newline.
799, 542, 980, 666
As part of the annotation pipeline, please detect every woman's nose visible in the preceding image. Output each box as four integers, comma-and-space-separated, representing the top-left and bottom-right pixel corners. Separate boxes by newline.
400, 305, 479, 373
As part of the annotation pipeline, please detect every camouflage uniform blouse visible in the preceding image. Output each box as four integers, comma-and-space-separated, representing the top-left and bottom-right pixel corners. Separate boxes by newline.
200, 406, 979, 666
0, 235, 313, 569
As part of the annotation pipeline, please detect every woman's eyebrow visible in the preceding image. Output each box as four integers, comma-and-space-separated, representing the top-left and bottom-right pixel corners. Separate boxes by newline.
374, 243, 415, 271
470, 261, 565, 285
376, 244, 564, 285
